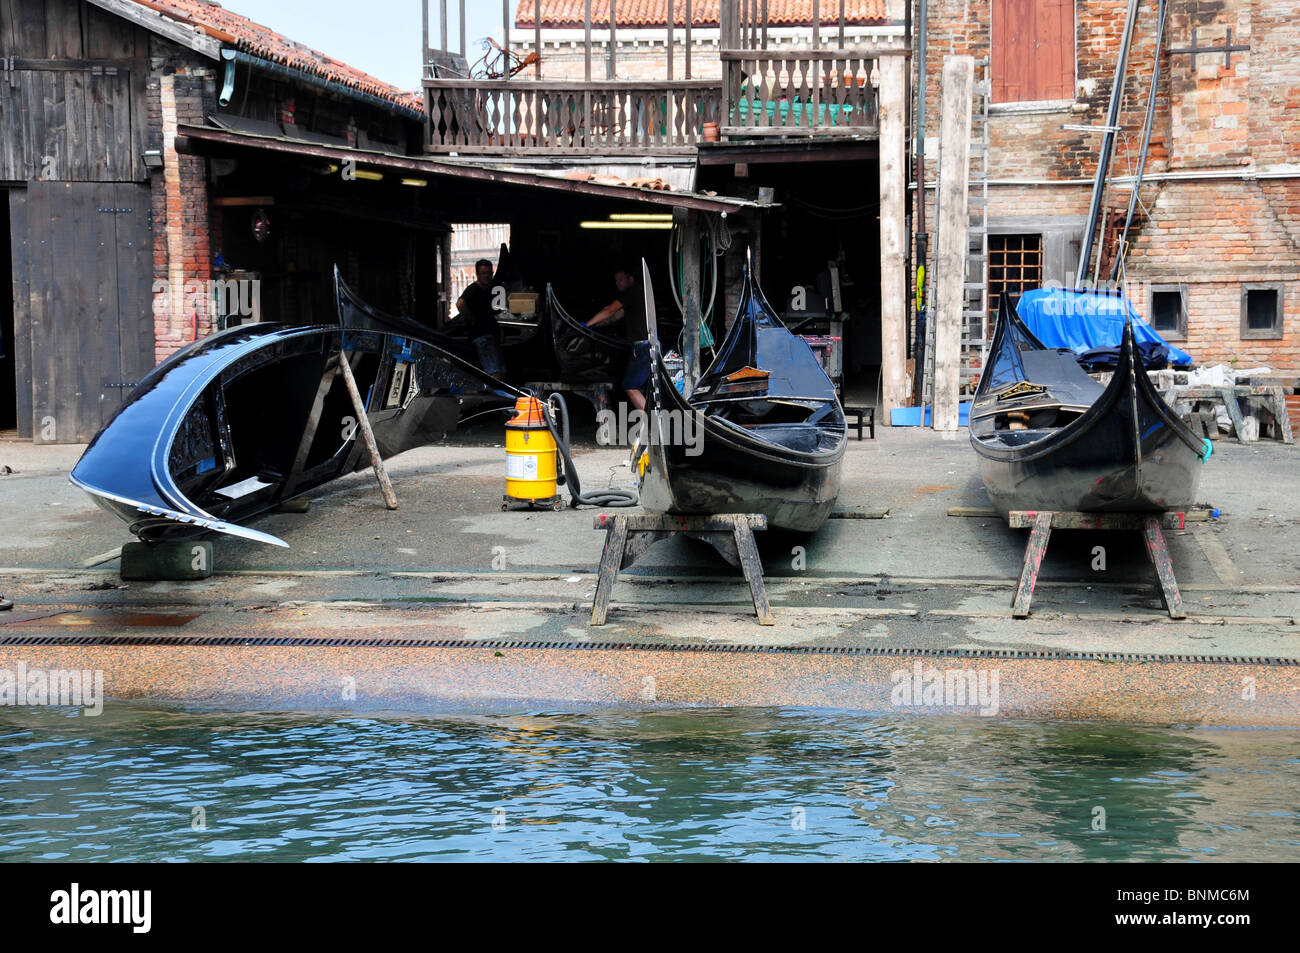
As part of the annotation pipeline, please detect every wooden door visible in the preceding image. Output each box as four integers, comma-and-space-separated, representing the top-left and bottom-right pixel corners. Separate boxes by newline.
24, 180, 152, 443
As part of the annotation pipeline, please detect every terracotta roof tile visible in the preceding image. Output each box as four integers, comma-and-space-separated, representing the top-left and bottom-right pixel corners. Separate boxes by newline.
515, 1, 888, 29
123, 0, 421, 112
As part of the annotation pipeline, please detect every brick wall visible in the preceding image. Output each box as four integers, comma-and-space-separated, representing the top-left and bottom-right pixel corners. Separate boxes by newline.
148, 38, 217, 364
916, 0, 1300, 371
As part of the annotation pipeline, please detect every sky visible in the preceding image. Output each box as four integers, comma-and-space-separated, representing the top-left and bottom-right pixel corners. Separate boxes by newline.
219, 0, 508, 91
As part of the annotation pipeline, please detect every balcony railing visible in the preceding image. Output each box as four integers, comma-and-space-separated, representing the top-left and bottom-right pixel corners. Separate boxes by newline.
421, 0, 896, 155
722, 49, 883, 136
426, 80, 724, 155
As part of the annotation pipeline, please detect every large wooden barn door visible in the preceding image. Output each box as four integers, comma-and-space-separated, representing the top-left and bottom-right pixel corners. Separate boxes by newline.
25, 180, 152, 444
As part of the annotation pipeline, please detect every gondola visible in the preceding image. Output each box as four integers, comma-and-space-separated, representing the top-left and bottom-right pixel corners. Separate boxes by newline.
969, 292, 1210, 516
636, 254, 846, 533
546, 284, 631, 382
70, 267, 516, 547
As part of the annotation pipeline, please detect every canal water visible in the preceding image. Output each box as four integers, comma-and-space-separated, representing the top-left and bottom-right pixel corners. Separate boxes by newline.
2, 705, 1297, 862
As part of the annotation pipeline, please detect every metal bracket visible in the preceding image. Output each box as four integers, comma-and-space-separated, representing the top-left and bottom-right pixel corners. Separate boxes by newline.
1167, 28, 1251, 68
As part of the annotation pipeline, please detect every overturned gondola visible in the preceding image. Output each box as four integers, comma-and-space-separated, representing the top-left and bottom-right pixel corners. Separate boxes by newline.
970, 293, 1210, 516
70, 268, 516, 547
545, 284, 631, 383
637, 255, 846, 533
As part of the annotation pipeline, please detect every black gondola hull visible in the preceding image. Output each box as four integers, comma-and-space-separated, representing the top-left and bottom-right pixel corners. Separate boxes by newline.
637, 258, 846, 534
639, 364, 844, 532
71, 275, 514, 547
970, 294, 1207, 517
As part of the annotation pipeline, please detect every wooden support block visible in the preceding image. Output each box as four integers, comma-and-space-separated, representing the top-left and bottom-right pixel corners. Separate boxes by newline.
1218, 387, 1250, 444
120, 540, 213, 581
829, 507, 891, 520
589, 512, 773, 625
1011, 511, 1052, 618
947, 506, 998, 518
732, 519, 775, 625
338, 351, 399, 510
1267, 386, 1294, 444
1142, 516, 1186, 619
276, 497, 311, 514
589, 515, 629, 626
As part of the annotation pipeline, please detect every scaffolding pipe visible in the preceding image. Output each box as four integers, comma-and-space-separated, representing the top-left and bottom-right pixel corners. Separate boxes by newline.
1076, 0, 1142, 287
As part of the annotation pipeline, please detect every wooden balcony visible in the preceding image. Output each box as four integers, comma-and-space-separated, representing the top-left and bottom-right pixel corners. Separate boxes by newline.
421, 0, 898, 156
425, 80, 724, 156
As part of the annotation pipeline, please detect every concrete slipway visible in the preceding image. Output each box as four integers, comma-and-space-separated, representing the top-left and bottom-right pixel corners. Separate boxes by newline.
1, 429, 1297, 725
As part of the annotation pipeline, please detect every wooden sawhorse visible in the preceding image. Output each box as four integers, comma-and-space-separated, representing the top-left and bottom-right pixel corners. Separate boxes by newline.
1009, 510, 1188, 620
590, 513, 774, 625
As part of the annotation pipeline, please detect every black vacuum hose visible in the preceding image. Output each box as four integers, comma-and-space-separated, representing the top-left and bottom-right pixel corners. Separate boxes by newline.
539, 392, 638, 508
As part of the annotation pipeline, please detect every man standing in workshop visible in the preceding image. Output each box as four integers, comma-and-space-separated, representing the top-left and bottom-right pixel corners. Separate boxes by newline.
453, 258, 505, 376
586, 266, 649, 411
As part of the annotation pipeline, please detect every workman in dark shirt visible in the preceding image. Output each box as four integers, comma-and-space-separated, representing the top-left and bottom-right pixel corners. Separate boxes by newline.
453, 258, 505, 375
585, 267, 649, 410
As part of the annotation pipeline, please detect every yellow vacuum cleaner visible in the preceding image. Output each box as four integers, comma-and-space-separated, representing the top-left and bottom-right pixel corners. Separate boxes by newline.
503, 396, 562, 511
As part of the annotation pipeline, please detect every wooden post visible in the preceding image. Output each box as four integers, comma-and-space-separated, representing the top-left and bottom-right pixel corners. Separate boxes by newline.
439, 230, 452, 325
338, 349, 399, 511
682, 211, 702, 392
878, 53, 909, 420
684, 0, 691, 78
535, 0, 543, 77
932, 55, 973, 432
608, 0, 617, 79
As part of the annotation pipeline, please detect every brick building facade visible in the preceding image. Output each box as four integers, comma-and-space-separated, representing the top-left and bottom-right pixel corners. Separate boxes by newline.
918, 0, 1300, 371
512, 0, 905, 81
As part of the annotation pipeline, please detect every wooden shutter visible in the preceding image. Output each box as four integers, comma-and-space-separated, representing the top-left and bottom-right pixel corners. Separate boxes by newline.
1036, 0, 1075, 100
993, 0, 1074, 103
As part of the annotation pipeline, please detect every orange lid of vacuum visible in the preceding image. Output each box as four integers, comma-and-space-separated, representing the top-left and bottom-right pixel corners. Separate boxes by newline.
509, 396, 547, 427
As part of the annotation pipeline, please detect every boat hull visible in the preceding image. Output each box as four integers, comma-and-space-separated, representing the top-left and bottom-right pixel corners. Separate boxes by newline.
71, 293, 514, 546
970, 296, 1207, 517
639, 384, 844, 533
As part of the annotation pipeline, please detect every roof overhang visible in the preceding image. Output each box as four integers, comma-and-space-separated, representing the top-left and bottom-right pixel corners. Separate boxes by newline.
175, 125, 767, 214
85, 0, 223, 59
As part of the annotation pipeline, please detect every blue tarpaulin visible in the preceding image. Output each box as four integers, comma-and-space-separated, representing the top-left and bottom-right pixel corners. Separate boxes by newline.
1015, 288, 1193, 366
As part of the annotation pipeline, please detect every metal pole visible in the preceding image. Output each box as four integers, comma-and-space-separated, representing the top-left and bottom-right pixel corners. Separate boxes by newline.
1111, 0, 1168, 282
1077, 0, 1142, 288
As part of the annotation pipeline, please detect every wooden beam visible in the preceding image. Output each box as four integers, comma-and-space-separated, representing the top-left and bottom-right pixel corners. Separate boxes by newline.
684, 0, 691, 79
503, 0, 511, 81
667, 0, 674, 81
584, 0, 592, 82
211, 195, 275, 207
608, 0, 616, 79
174, 125, 759, 214
931, 55, 973, 432
682, 211, 702, 392
536, 0, 543, 78
878, 54, 909, 421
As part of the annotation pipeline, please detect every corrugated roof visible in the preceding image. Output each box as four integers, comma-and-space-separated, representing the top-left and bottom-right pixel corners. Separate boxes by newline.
515, 1, 888, 29
115, 0, 421, 112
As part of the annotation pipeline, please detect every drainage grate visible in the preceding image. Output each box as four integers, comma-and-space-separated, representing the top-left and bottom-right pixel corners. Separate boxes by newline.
0, 634, 1293, 665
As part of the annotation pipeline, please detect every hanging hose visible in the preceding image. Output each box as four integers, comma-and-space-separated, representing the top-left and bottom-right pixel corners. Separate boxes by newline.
538, 392, 638, 508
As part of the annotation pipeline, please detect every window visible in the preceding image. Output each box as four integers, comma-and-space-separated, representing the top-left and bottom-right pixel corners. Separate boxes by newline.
993, 0, 1076, 104
1149, 285, 1187, 340
989, 234, 1044, 326
1241, 284, 1283, 340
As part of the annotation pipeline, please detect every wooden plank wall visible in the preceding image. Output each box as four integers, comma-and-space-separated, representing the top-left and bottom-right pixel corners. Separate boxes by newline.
25, 180, 151, 442
0, 0, 149, 182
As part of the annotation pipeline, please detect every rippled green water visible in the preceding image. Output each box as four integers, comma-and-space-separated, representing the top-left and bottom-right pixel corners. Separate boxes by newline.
1, 705, 1298, 861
